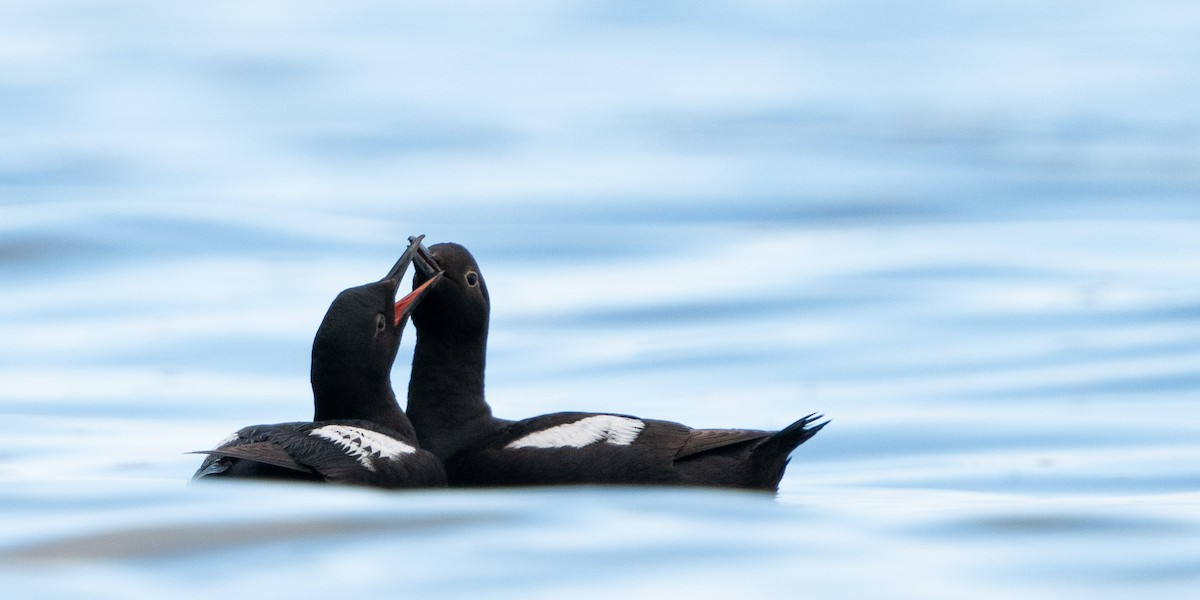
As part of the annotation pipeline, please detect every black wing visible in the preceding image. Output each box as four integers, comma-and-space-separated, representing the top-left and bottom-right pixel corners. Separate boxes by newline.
673, 428, 772, 461
191, 441, 314, 474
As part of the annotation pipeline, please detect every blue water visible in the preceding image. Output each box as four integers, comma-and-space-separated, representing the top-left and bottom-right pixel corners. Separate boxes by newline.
2, 1, 1199, 598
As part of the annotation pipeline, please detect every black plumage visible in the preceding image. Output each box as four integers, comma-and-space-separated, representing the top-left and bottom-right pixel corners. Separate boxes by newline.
191, 237, 447, 489
406, 241, 826, 491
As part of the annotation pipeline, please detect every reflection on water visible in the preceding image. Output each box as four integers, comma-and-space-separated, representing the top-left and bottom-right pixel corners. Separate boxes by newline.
2, 1, 1199, 598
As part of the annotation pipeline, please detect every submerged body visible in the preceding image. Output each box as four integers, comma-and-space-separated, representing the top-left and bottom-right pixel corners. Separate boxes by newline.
445, 411, 824, 490
194, 420, 445, 488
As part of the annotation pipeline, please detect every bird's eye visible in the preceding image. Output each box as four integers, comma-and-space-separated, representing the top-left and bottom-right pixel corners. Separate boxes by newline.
375, 313, 387, 333
465, 272, 479, 286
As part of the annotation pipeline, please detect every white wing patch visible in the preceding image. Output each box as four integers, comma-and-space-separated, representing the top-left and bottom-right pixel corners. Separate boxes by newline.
506, 415, 645, 450
309, 425, 416, 471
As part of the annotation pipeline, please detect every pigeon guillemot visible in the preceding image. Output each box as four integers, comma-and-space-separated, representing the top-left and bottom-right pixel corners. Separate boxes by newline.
191, 237, 448, 488
405, 240, 827, 491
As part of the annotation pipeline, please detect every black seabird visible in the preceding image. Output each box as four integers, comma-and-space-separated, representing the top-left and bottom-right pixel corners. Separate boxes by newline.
191, 237, 447, 488
406, 240, 825, 491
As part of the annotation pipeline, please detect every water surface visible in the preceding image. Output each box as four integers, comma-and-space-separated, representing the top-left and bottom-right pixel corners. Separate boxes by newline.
2, 1, 1198, 598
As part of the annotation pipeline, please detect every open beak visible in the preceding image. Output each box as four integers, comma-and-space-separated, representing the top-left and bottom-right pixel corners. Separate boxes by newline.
394, 270, 441, 326
380, 235, 444, 325
381, 234, 427, 285
408, 235, 441, 280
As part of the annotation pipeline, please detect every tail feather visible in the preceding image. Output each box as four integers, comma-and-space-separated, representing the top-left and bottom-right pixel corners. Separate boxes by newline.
749, 413, 829, 491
